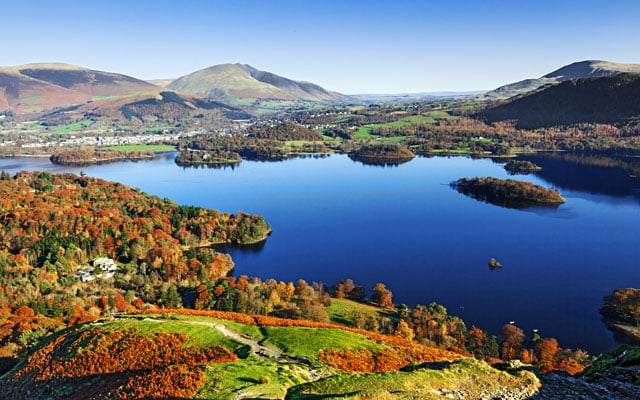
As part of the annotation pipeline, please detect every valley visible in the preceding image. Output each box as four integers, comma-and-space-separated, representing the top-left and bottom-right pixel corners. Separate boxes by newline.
1, 52, 640, 399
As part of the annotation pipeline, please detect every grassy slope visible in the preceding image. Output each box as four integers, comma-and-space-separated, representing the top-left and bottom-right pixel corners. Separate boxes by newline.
3, 312, 539, 399
287, 358, 538, 399
261, 326, 385, 362
327, 298, 396, 326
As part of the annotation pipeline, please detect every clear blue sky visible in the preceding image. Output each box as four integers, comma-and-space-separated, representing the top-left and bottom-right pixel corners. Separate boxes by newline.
3, 0, 639, 93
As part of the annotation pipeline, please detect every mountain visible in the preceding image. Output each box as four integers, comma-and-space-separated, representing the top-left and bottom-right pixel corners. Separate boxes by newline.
44, 90, 251, 123
482, 60, 640, 100
0, 63, 158, 114
168, 63, 350, 102
479, 73, 640, 128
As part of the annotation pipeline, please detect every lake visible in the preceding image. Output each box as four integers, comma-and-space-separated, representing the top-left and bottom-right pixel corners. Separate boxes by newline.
1, 152, 639, 354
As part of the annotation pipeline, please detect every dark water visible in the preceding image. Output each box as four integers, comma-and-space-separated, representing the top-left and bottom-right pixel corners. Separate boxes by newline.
1, 152, 639, 354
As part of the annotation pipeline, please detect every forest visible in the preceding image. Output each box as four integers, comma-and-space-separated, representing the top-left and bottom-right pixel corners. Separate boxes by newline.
0, 171, 270, 371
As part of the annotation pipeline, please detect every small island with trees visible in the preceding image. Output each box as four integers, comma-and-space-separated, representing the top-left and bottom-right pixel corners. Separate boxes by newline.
504, 160, 542, 175
50, 149, 155, 166
175, 149, 242, 167
452, 177, 566, 209
348, 143, 415, 166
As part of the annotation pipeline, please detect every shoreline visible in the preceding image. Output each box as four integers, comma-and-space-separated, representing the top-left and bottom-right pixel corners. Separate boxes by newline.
181, 230, 272, 251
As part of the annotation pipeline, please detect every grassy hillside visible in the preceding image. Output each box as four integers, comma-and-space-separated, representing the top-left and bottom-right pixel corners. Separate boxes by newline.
168, 63, 349, 102
0, 311, 540, 399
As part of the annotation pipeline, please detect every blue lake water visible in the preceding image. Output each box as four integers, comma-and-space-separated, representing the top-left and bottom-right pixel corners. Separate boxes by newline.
1, 152, 639, 354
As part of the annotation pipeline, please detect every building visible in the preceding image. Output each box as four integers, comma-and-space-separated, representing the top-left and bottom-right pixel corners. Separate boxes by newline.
94, 257, 118, 278
76, 258, 118, 281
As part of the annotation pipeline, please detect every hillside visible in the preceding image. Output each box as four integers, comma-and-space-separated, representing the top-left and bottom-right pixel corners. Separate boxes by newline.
482, 60, 640, 100
0, 63, 158, 114
479, 73, 640, 128
44, 90, 252, 124
168, 63, 350, 102
0, 311, 540, 399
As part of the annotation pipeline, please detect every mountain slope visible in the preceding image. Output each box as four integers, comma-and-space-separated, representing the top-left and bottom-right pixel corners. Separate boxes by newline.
45, 90, 252, 123
483, 60, 640, 100
0, 63, 158, 114
480, 73, 640, 128
168, 63, 350, 102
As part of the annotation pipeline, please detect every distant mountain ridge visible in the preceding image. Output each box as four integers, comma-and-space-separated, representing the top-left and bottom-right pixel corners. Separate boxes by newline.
480, 73, 640, 128
0, 63, 157, 114
168, 63, 350, 102
482, 60, 640, 100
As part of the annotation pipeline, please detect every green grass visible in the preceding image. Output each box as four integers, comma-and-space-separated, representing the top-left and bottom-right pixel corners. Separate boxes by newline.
97, 319, 242, 351
326, 299, 395, 326
261, 326, 384, 362
160, 313, 265, 340
286, 358, 537, 399
377, 136, 407, 142
50, 119, 94, 133
224, 97, 258, 106
354, 126, 376, 139
352, 111, 456, 141
196, 358, 310, 399
100, 144, 176, 152
284, 140, 324, 146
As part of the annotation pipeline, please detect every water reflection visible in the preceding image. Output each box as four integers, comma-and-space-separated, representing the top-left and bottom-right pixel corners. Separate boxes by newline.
214, 240, 267, 254
517, 153, 640, 201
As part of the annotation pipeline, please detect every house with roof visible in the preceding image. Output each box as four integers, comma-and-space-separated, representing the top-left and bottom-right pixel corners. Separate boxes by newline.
76, 258, 118, 281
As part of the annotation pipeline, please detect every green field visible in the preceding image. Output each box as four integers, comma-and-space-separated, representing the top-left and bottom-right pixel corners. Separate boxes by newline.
353, 110, 456, 140
100, 144, 176, 152
261, 326, 384, 362
50, 119, 94, 133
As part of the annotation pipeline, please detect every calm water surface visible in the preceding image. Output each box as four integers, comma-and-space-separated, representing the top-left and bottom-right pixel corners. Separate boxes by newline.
1, 152, 639, 354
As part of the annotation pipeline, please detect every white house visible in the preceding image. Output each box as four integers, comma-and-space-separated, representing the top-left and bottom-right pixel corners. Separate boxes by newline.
76, 258, 118, 281
94, 258, 117, 278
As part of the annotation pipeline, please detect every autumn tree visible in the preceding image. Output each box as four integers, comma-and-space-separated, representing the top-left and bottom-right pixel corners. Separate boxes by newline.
372, 283, 393, 308
501, 324, 525, 360
395, 320, 415, 341
535, 337, 559, 368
